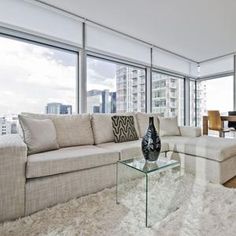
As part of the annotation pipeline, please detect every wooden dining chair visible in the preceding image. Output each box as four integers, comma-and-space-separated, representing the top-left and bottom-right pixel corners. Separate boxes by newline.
208, 110, 235, 138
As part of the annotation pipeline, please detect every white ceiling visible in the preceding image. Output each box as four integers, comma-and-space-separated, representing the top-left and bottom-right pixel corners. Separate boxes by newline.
40, 0, 236, 62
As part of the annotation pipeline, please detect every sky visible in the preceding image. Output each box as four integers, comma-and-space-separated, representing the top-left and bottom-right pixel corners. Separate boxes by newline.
0, 36, 118, 116
87, 57, 116, 91
204, 76, 233, 114
0, 36, 78, 115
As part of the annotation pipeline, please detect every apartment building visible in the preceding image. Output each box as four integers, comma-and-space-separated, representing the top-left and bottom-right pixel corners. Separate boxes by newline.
46, 103, 72, 115
116, 66, 145, 113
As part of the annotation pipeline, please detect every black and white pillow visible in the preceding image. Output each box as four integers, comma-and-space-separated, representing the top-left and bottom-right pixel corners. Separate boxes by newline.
111, 116, 139, 143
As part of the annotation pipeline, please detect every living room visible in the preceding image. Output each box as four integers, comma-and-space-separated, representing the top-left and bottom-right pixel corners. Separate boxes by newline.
0, 0, 236, 235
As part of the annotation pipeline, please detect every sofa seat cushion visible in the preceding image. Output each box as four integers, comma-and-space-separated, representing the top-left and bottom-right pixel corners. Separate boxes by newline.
162, 136, 236, 162
27, 146, 119, 178
97, 139, 169, 161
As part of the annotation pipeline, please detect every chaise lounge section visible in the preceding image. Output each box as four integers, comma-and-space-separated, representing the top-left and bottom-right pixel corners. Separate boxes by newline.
0, 112, 236, 223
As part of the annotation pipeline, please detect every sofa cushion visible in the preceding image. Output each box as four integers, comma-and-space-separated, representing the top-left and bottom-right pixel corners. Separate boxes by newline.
136, 112, 160, 138
52, 114, 94, 147
21, 113, 94, 148
18, 115, 59, 154
111, 116, 139, 143
97, 139, 169, 161
91, 113, 140, 144
162, 135, 236, 162
27, 146, 119, 178
159, 117, 180, 137
179, 126, 202, 137
97, 140, 142, 160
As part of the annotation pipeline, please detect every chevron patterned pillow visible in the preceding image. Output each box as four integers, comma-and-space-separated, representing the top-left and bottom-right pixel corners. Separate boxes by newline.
111, 116, 139, 143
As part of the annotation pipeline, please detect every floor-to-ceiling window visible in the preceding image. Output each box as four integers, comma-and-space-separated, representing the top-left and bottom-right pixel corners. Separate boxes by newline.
87, 56, 146, 113
0, 36, 78, 135
190, 80, 196, 126
196, 76, 234, 126
152, 71, 184, 125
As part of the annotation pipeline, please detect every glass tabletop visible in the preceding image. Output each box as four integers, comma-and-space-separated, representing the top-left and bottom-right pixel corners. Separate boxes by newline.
118, 157, 180, 174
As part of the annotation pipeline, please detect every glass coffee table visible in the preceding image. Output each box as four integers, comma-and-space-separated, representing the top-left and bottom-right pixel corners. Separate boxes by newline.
116, 156, 181, 227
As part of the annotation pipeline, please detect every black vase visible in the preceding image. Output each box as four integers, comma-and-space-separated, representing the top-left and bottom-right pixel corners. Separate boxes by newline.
141, 117, 161, 162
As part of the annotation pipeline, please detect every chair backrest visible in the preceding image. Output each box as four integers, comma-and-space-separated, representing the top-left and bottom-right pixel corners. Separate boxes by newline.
228, 111, 236, 128
208, 110, 222, 131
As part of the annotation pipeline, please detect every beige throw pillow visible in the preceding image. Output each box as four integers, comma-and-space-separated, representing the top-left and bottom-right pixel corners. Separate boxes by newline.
19, 115, 59, 154
52, 114, 94, 147
21, 113, 94, 147
159, 116, 180, 137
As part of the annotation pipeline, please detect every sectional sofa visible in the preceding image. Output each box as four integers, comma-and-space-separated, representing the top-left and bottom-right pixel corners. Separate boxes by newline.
1, 112, 236, 223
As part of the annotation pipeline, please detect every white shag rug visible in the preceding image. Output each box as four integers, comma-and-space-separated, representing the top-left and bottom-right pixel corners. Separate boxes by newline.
1, 173, 236, 236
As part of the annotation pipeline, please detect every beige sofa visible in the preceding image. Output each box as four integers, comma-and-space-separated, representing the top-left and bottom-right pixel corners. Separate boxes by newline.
0, 112, 236, 223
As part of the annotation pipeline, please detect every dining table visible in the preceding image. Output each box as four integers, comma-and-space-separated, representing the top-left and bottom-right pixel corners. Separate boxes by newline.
202, 115, 236, 135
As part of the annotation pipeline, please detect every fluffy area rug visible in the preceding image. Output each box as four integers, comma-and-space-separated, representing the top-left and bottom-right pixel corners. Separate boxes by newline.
0, 173, 236, 236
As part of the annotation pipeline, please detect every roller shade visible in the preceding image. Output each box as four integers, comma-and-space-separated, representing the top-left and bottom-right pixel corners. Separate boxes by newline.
153, 48, 197, 77
200, 55, 234, 77
0, 0, 82, 47
86, 24, 151, 65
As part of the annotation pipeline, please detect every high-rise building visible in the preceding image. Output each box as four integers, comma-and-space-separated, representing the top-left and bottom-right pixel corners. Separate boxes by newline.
0, 116, 15, 135
0, 117, 10, 135
110, 92, 116, 113
196, 81, 207, 126
116, 66, 145, 113
152, 73, 184, 125
46, 103, 72, 114
87, 89, 116, 113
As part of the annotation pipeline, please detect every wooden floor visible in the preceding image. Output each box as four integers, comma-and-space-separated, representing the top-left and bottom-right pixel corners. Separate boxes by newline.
224, 176, 236, 188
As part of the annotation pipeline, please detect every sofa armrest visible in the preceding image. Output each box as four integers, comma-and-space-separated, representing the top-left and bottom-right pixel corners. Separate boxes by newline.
0, 134, 27, 222
179, 126, 202, 137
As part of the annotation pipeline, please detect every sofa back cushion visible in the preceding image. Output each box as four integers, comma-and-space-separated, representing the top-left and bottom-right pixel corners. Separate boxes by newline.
136, 112, 160, 138
91, 112, 139, 144
91, 114, 114, 144
21, 113, 94, 147
19, 115, 59, 154
111, 116, 139, 143
159, 116, 180, 137
52, 115, 94, 147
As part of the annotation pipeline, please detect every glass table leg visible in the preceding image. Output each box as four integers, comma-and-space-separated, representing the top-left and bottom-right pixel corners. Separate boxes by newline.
145, 173, 149, 227
116, 162, 119, 204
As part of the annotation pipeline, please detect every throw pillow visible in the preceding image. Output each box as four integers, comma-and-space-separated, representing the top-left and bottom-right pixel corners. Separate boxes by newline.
159, 116, 180, 137
21, 113, 94, 147
19, 115, 59, 154
52, 114, 94, 147
111, 116, 139, 143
